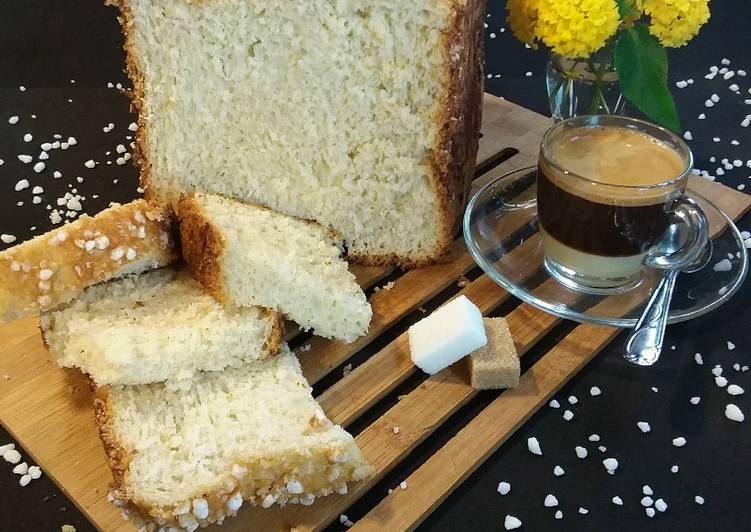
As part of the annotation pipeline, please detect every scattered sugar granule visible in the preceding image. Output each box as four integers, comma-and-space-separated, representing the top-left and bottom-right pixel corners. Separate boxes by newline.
392, 426, 400, 435
734, 363, 742, 371
128, 122, 138, 131
567, 395, 578, 405
698, 113, 706, 120
12, 462, 28, 475
673, 437, 687, 447
598, 445, 607, 452
705, 99, 715, 107
713, 137, 721, 143
53, 171, 62, 179
590, 386, 601, 396
504, 515, 522, 530
19, 474, 31, 487
730, 84, 740, 92
651, 387, 659, 393
643, 485, 654, 496
18, 154, 32, 164
715, 376, 728, 388
84, 159, 96, 169
646, 507, 656, 518
399, 480, 407, 490
553, 465, 564, 476
690, 396, 701, 405
575, 446, 588, 459
0, 444, 14, 454
563, 410, 574, 421
683, 131, 693, 141
525, 71, 533, 77
3, 449, 22, 464
23, 133, 32, 142
31, 186, 43, 194
694, 352, 704, 365
14, 179, 29, 191
497, 481, 511, 495
554, 510, 563, 520
588, 434, 600, 442
727, 384, 744, 396
637, 421, 651, 433
549, 399, 560, 409
544, 494, 558, 507
655, 499, 668, 512
612, 496, 623, 506
727, 341, 735, 350
641, 496, 654, 507
671, 465, 679, 473
714, 259, 732, 272
1, 234, 17, 244
602, 458, 618, 474
711, 93, 720, 102
724, 71, 735, 80
8, 115, 19, 124
578, 507, 589, 515
527, 437, 542, 456
712, 366, 723, 377
67, 136, 77, 145
28, 465, 41, 479
342, 363, 352, 377
695, 495, 705, 505
676, 80, 688, 88
725, 404, 744, 422
38, 151, 49, 160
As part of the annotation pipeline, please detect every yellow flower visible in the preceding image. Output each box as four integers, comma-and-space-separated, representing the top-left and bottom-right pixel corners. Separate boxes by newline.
507, 0, 540, 47
644, 0, 710, 47
535, 0, 621, 58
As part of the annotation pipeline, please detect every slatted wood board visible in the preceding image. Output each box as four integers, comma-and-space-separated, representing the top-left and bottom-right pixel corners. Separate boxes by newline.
0, 95, 749, 532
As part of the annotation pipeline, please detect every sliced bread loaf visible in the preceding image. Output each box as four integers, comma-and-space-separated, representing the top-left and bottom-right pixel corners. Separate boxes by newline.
0, 199, 176, 322
107, 0, 485, 267
96, 348, 372, 530
40, 268, 283, 387
179, 193, 372, 342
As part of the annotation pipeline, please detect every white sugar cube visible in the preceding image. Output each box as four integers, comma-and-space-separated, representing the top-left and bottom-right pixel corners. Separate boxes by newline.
408, 295, 486, 375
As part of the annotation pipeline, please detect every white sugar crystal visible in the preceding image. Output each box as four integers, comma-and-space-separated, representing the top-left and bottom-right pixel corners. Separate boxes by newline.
67, 136, 77, 145
589, 386, 601, 396
695, 495, 705, 505
399, 480, 407, 490
672, 437, 687, 447
655, 499, 667, 512
695, 353, 703, 365
504, 515, 522, 530
711, 93, 720, 102
84, 159, 95, 168
578, 507, 588, 515
725, 403, 744, 422
18, 154, 32, 163
724, 71, 735, 80
698, 113, 706, 120
588, 434, 600, 442
53, 171, 62, 179
14, 179, 29, 191
651, 387, 659, 393
712, 366, 723, 376
28, 465, 41, 479
31, 186, 43, 194
527, 437, 542, 456
643, 485, 653, 496
408, 295, 486, 375
567, 395, 578, 405
12, 462, 28, 475
544, 494, 558, 507
690, 396, 701, 405
612, 496, 623, 506
553, 465, 564, 476
549, 399, 560, 409
739, 70, 747, 76
671, 465, 679, 473
730, 84, 740, 91
713, 259, 732, 272
39, 151, 49, 160
8, 115, 19, 124
554, 510, 563, 520
563, 410, 574, 421
637, 421, 651, 433
3, 449, 21, 463
19, 474, 31, 487
676, 80, 688, 88
602, 458, 618, 473
575, 446, 587, 459
0, 444, 14, 454
705, 99, 714, 107
128, 121, 138, 131
727, 341, 735, 350
23, 133, 32, 142
645, 507, 656, 518
683, 131, 693, 141
727, 384, 744, 395
715, 376, 728, 388
721, 58, 731, 65
0, 234, 17, 244
116, 144, 126, 153
598, 445, 607, 452
735, 363, 743, 371
497, 481, 511, 495
641, 496, 654, 507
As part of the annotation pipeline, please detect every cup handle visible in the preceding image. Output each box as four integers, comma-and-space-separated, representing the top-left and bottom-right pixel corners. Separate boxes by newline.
643, 195, 709, 270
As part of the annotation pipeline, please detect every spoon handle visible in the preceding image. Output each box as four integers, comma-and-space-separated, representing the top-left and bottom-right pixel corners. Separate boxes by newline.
624, 270, 679, 366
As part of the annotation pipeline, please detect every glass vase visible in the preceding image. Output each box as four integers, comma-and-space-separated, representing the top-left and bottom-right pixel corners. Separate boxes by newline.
546, 50, 626, 121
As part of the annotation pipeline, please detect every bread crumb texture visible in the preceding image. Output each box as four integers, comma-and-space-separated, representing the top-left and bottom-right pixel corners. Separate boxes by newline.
179, 193, 372, 342
41, 268, 283, 387
95, 349, 372, 530
0, 199, 176, 322
114, 0, 483, 266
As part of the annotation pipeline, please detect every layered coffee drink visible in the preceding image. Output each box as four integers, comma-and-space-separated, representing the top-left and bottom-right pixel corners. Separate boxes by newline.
538, 118, 691, 291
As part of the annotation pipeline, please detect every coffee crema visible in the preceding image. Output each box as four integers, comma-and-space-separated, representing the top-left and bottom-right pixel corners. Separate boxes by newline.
538, 126, 687, 258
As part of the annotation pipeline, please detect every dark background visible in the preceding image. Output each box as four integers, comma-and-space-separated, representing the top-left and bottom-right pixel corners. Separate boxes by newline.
0, 1, 750, 531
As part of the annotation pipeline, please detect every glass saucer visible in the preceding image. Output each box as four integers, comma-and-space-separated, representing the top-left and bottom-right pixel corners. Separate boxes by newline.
463, 167, 749, 327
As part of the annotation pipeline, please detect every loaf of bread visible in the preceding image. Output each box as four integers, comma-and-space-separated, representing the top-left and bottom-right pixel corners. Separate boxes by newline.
107, 0, 485, 267
96, 348, 372, 530
40, 268, 283, 387
468, 317, 520, 390
0, 199, 176, 322
179, 193, 372, 342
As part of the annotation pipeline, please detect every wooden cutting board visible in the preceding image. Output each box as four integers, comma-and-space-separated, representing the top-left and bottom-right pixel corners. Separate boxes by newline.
0, 94, 748, 532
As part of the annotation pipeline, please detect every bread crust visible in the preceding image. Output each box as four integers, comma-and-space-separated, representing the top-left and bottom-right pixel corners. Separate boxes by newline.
177, 194, 229, 303
93, 387, 133, 498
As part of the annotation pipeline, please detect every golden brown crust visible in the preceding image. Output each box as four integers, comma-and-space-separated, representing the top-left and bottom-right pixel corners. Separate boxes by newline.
0, 199, 177, 322
261, 308, 285, 357
93, 387, 133, 495
177, 194, 229, 303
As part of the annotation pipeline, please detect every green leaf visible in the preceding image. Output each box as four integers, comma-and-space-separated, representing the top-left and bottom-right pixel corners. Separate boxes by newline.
615, 0, 633, 18
615, 25, 681, 132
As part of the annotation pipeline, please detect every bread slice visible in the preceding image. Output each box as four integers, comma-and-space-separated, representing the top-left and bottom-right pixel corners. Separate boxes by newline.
0, 199, 176, 322
107, 0, 485, 267
40, 268, 283, 387
95, 348, 372, 530
468, 317, 520, 390
179, 193, 372, 342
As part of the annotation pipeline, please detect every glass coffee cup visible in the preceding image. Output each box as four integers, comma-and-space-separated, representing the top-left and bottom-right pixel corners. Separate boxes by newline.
537, 115, 707, 294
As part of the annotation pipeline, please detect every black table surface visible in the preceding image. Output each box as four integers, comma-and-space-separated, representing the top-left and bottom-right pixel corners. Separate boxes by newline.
1, 2, 750, 531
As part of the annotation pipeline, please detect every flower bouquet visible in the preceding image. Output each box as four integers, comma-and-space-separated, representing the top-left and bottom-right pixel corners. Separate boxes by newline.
507, 0, 711, 131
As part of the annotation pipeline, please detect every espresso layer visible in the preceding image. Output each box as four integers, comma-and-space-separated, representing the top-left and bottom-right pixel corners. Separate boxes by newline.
537, 165, 670, 256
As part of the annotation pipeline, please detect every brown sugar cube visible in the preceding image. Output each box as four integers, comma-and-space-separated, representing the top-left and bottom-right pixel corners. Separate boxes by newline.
468, 317, 520, 390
